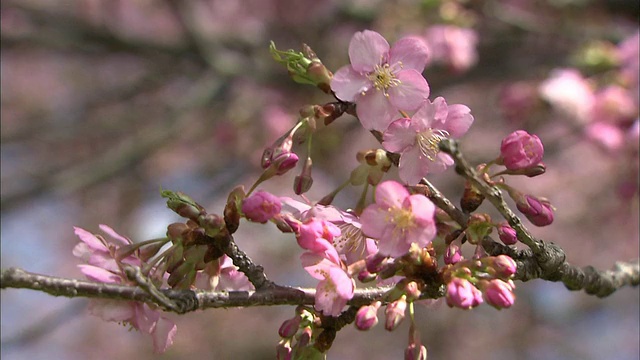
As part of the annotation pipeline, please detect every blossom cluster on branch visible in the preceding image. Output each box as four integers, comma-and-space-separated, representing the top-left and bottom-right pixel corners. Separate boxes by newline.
1, 22, 638, 360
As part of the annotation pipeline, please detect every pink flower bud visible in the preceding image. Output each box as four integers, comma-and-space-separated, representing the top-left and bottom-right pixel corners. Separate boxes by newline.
241, 190, 282, 223
278, 316, 302, 338
296, 218, 341, 252
492, 255, 518, 278
405, 343, 428, 360
445, 278, 483, 309
355, 301, 381, 331
384, 296, 407, 331
516, 195, 554, 226
483, 279, 516, 309
276, 339, 293, 360
272, 152, 299, 175
499, 130, 544, 170
444, 243, 463, 265
497, 222, 518, 245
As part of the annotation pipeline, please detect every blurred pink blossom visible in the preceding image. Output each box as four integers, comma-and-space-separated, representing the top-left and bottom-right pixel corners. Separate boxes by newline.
73, 225, 177, 353
331, 30, 430, 131
539, 68, 594, 122
590, 85, 637, 125
423, 25, 479, 73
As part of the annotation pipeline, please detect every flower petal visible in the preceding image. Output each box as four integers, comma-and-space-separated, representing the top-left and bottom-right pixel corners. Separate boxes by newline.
349, 30, 389, 73
376, 180, 410, 208
78, 264, 121, 283
331, 66, 371, 102
442, 104, 474, 138
387, 70, 429, 111
398, 146, 430, 185
74, 227, 108, 252
389, 36, 430, 72
360, 205, 389, 239
99, 224, 131, 245
382, 118, 416, 153
356, 89, 399, 131
152, 316, 178, 354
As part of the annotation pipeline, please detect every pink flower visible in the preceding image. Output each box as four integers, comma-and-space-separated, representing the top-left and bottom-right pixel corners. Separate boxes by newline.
423, 25, 478, 73
301, 251, 355, 316
281, 198, 377, 264
445, 277, 483, 309
382, 97, 474, 184
360, 181, 437, 257
216, 255, 254, 291
73, 225, 177, 353
499, 130, 544, 170
331, 30, 430, 131
296, 218, 342, 253
483, 279, 516, 309
241, 190, 282, 223
539, 68, 594, 122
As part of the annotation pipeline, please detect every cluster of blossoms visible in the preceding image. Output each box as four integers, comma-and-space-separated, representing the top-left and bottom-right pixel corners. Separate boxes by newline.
331, 30, 475, 185
70, 28, 559, 359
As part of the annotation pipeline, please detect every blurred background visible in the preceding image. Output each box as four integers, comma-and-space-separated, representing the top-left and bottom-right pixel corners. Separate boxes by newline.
1, 0, 638, 359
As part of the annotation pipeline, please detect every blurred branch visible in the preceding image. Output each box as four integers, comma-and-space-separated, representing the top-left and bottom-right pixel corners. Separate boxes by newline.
1, 72, 224, 211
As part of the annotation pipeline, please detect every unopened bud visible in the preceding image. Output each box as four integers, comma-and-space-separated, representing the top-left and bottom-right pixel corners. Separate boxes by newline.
492, 255, 518, 278
497, 222, 518, 245
355, 301, 381, 330
384, 296, 407, 331
278, 316, 302, 338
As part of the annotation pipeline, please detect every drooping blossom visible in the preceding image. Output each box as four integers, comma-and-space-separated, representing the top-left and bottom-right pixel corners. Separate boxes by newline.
539, 68, 594, 123
382, 97, 474, 185
445, 277, 483, 309
241, 190, 282, 223
331, 30, 430, 131
360, 180, 437, 257
73, 225, 177, 353
499, 130, 544, 170
301, 250, 355, 316
423, 25, 479, 73
194, 254, 253, 291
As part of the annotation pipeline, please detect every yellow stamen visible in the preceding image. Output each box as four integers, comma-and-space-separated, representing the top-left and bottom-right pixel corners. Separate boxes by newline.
416, 129, 450, 161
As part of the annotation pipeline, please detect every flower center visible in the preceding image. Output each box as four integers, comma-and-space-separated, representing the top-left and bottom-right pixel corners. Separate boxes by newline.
334, 223, 365, 254
416, 129, 450, 161
368, 63, 402, 94
389, 208, 415, 231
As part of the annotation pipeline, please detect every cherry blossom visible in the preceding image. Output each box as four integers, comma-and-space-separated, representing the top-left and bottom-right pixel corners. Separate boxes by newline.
360, 180, 437, 257
301, 251, 355, 316
73, 225, 177, 353
499, 130, 544, 170
382, 97, 474, 185
331, 30, 430, 131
